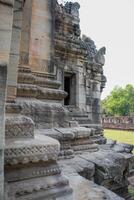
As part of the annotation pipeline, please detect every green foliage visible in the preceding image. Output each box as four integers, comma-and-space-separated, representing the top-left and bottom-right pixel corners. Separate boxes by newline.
101, 84, 134, 116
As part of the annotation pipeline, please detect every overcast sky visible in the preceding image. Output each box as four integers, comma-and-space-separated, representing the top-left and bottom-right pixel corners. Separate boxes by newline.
59, 0, 134, 99
77, 0, 134, 99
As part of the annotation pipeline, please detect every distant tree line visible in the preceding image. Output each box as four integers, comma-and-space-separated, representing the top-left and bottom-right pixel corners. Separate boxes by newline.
101, 84, 134, 116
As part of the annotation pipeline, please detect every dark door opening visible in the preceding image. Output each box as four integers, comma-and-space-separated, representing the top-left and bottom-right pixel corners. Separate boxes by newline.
64, 74, 76, 106
64, 76, 71, 105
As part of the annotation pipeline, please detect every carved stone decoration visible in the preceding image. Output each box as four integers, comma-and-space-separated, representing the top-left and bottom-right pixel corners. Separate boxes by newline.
5, 115, 34, 138
82, 35, 98, 61
94, 47, 106, 66
82, 35, 106, 66
65, 2, 80, 17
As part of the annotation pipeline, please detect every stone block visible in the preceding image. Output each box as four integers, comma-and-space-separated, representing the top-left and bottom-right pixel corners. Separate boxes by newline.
5, 115, 35, 138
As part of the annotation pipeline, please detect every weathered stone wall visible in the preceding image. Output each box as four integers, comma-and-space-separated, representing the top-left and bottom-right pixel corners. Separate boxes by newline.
102, 116, 134, 130
0, 0, 14, 198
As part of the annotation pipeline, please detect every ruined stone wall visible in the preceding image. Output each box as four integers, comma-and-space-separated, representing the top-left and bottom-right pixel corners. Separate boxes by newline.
103, 116, 134, 130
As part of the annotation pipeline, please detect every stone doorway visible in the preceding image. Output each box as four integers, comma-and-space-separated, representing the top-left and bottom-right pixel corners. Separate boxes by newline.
64, 73, 76, 106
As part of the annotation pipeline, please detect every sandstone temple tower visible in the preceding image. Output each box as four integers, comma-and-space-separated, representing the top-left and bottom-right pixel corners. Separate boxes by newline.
0, 0, 134, 200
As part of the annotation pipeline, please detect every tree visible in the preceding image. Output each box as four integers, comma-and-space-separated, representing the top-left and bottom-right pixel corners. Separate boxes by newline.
101, 84, 134, 116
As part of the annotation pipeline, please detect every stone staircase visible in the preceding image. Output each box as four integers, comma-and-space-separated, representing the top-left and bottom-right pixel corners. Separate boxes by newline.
69, 112, 91, 126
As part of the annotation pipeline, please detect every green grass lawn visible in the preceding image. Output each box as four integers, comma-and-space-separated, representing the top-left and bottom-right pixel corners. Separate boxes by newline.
104, 129, 134, 146
129, 186, 134, 197
104, 129, 134, 197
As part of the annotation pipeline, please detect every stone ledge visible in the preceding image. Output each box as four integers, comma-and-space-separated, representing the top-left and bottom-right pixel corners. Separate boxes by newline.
38, 127, 92, 141
5, 162, 62, 182
6, 174, 73, 199
18, 71, 61, 89
17, 84, 67, 100
5, 135, 60, 165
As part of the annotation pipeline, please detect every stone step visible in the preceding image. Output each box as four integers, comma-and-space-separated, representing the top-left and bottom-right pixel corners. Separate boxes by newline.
72, 143, 98, 153
79, 123, 102, 128
5, 159, 73, 200
69, 113, 89, 118
37, 127, 92, 141
72, 118, 91, 124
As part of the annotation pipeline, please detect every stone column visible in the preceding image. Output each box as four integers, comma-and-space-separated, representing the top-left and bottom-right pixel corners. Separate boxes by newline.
7, 0, 24, 101
19, 0, 32, 66
77, 67, 86, 111
0, 1, 14, 198
92, 79, 101, 124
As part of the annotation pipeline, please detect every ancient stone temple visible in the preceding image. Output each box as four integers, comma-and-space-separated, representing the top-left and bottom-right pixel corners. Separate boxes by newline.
0, 0, 134, 200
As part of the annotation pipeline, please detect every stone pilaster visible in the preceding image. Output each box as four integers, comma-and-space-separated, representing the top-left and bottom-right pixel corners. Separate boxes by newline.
20, 0, 54, 75
7, 0, 24, 101
19, 0, 32, 66
0, 0, 14, 198
0, 0, 14, 62
0, 63, 7, 200
29, 0, 53, 73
